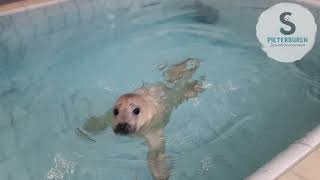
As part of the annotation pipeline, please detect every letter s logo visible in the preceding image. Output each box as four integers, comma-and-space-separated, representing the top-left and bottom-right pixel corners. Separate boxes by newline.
280, 12, 296, 35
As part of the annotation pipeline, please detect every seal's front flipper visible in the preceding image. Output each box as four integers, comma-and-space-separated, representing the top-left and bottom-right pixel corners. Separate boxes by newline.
145, 130, 170, 180
76, 109, 113, 142
83, 109, 113, 133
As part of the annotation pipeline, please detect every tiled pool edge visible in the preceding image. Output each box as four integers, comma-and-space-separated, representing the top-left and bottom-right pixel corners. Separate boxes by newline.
246, 125, 320, 180
247, 1, 320, 179
1, 1, 319, 180
296, 0, 320, 6
0, 0, 66, 16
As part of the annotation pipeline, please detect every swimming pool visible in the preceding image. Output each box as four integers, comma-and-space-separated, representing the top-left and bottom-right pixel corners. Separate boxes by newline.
0, 0, 319, 179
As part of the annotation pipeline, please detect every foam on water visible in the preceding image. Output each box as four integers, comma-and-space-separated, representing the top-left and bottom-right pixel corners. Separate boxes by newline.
0, 0, 319, 180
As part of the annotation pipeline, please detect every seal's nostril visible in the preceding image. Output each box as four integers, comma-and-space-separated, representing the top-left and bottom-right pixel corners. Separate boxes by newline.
114, 123, 131, 135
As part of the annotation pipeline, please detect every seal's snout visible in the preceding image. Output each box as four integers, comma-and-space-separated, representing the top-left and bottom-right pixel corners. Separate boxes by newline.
114, 123, 132, 135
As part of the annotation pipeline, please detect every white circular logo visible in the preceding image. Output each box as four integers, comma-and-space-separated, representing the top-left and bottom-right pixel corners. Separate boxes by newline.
256, 3, 317, 62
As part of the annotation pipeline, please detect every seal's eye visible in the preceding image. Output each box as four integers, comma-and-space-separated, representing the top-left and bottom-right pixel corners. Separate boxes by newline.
133, 108, 140, 115
113, 108, 119, 116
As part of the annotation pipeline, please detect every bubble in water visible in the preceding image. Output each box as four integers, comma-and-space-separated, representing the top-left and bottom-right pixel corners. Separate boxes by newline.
226, 81, 239, 91
96, 80, 114, 92
202, 81, 212, 89
47, 154, 77, 180
199, 154, 213, 174
191, 97, 200, 107
96, 80, 105, 86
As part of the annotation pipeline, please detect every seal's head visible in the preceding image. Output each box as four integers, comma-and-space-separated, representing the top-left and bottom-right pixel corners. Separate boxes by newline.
112, 93, 152, 135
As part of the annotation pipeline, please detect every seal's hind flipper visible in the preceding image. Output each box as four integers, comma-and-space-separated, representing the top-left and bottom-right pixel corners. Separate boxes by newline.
164, 58, 201, 83
184, 79, 205, 98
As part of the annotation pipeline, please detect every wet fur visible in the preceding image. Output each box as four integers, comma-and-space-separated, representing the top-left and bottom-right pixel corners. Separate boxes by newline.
78, 58, 204, 180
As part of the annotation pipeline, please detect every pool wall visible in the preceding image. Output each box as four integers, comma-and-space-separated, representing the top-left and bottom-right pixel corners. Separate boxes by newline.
246, 1, 320, 179
247, 125, 320, 179
0, 0, 319, 179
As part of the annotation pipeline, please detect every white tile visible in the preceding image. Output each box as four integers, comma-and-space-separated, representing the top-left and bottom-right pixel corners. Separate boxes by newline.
295, 0, 320, 7
298, 125, 320, 148
247, 143, 311, 180
278, 171, 301, 180
292, 150, 320, 180
0, 6, 26, 17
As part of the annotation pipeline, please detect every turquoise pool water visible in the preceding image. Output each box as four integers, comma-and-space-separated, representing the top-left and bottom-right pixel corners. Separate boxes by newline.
0, 0, 320, 180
